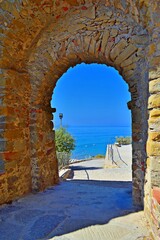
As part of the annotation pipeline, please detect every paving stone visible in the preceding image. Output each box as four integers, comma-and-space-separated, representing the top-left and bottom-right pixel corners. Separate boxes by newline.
0, 205, 22, 216
0, 222, 22, 240
14, 209, 45, 224
22, 215, 64, 240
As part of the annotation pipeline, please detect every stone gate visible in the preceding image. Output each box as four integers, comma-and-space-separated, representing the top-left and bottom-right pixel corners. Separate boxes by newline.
0, 0, 160, 238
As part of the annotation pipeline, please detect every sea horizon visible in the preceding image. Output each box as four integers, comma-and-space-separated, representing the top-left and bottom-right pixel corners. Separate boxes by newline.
55, 124, 131, 128
55, 125, 131, 160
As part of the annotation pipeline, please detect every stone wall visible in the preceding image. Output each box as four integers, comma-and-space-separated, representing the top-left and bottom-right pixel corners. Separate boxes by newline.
145, 3, 160, 236
0, 0, 159, 238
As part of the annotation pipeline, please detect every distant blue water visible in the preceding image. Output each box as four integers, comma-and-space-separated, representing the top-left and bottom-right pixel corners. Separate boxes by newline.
66, 126, 131, 159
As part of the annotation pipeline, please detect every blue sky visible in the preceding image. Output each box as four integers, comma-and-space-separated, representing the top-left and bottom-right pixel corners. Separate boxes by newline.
51, 63, 131, 127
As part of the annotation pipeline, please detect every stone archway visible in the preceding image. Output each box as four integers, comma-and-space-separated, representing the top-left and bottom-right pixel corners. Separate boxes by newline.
0, 0, 160, 238
26, 3, 149, 206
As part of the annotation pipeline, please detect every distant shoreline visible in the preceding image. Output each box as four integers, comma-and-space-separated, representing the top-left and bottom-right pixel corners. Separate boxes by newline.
55, 125, 131, 160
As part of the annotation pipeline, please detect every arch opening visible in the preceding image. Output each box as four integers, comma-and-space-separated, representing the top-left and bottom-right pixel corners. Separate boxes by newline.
29, 47, 148, 207
51, 63, 132, 161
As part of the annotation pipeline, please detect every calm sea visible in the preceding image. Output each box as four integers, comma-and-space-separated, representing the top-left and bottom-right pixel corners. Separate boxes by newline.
66, 126, 131, 159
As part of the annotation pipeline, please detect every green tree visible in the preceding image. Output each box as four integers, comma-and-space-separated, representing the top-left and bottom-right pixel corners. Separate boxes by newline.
55, 127, 75, 168
55, 127, 75, 153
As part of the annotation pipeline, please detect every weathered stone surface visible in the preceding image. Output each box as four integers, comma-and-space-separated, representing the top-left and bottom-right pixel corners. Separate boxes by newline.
68, 24, 86, 33
101, 31, 110, 53
151, 56, 160, 67
81, 5, 95, 19
0, 1, 160, 239
149, 79, 160, 93
149, 120, 160, 132
110, 38, 128, 61
150, 156, 160, 172
110, 28, 118, 37
149, 43, 156, 55
153, 187, 160, 204
89, 38, 96, 55
149, 132, 160, 142
0, 159, 5, 173
150, 109, 160, 118
123, 63, 136, 72
148, 94, 160, 109
147, 141, 160, 156
115, 44, 137, 65
149, 68, 160, 80
121, 54, 140, 67
84, 36, 91, 52
132, 35, 149, 45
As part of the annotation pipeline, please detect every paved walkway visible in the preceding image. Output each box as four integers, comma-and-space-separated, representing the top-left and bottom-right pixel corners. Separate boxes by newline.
0, 146, 151, 240
105, 144, 132, 169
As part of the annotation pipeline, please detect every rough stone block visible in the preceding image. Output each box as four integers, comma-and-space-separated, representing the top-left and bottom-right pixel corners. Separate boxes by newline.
115, 44, 137, 65
153, 187, 160, 204
105, 41, 114, 60
68, 24, 86, 33
110, 38, 127, 61
0, 107, 7, 115
101, 31, 110, 53
0, 140, 6, 152
151, 56, 160, 67
132, 35, 149, 45
149, 43, 156, 55
149, 79, 160, 94
149, 118, 160, 132
123, 63, 136, 72
0, 116, 6, 123
89, 38, 96, 55
148, 94, 160, 109
150, 156, 160, 171
84, 36, 91, 52
0, 78, 6, 87
0, 159, 5, 173
147, 140, 160, 156
3, 151, 20, 161
151, 171, 160, 187
150, 109, 160, 118
110, 28, 118, 37
149, 132, 160, 142
121, 54, 140, 67
81, 5, 95, 19
149, 68, 160, 80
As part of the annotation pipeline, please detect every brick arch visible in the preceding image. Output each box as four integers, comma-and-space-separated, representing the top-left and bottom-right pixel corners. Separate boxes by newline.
0, 0, 160, 238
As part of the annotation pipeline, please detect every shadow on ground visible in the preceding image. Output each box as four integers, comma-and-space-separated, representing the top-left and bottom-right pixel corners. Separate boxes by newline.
0, 178, 142, 240
69, 165, 102, 171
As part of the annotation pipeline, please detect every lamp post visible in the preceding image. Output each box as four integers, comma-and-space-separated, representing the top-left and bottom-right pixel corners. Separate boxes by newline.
59, 113, 63, 128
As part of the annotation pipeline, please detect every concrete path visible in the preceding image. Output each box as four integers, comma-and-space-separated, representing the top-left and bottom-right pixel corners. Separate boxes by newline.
105, 144, 132, 168
0, 148, 151, 240
70, 145, 132, 182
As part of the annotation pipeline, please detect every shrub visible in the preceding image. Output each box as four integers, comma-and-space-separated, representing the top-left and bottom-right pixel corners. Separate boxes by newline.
55, 127, 75, 153
55, 127, 75, 168
94, 154, 105, 158
115, 136, 131, 145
